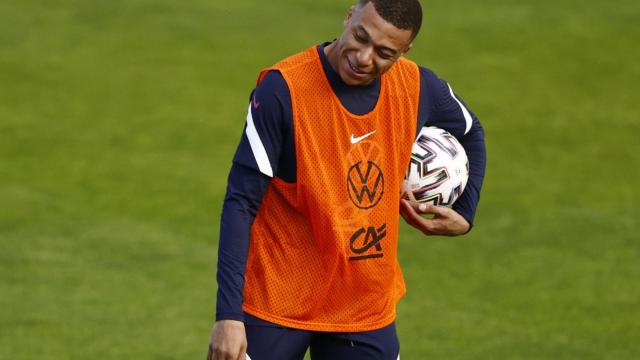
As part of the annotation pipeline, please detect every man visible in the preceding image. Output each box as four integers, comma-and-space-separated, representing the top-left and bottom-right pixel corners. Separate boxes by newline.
208, 0, 486, 359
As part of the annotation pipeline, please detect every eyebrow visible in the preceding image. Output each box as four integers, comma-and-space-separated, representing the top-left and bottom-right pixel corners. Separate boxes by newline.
356, 25, 399, 55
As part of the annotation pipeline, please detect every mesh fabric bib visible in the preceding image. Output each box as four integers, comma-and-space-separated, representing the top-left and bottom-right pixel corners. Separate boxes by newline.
243, 46, 420, 332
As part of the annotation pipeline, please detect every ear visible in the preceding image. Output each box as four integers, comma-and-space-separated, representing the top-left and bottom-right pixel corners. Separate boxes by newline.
343, 5, 356, 28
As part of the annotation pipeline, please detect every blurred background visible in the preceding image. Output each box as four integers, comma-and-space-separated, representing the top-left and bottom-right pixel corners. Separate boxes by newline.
1, 0, 639, 358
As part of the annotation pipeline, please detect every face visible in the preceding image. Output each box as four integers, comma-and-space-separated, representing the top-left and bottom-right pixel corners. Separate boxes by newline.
325, 2, 414, 86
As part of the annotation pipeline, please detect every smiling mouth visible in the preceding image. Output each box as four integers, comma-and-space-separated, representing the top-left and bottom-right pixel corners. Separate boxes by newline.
347, 58, 367, 75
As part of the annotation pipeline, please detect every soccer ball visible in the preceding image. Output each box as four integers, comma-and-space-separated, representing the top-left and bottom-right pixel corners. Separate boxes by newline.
403, 127, 469, 206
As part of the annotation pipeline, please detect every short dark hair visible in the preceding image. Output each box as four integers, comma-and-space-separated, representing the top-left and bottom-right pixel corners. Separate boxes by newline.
359, 0, 423, 39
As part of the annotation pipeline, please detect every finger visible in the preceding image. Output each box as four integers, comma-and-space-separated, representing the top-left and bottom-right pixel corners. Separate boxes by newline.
399, 200, 421, 227
401, 198, 425, 213
419, 203, 448, 216
400, 200, 435, 235
401, 200, 427, 226
427, 207, 470, 235
213, 348, 224, 360
237, 343, 248, 360
399, 207, 420, 229
401, 200, 432, 227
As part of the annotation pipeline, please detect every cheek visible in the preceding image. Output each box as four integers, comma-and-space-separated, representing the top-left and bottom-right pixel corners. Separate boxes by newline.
341, 39, 360, 53
375, 61, 395, 74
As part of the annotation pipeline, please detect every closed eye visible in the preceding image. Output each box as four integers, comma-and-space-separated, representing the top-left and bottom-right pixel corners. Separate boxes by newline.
353, 31, 367, 43
376, 49, 394, 59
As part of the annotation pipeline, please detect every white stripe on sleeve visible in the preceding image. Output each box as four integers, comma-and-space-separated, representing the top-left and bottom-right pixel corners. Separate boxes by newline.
447, 83, 473, 135
245, 103, 274, 177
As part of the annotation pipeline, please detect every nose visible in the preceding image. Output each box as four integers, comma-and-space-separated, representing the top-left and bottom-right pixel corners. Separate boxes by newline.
355, 46, 373, 68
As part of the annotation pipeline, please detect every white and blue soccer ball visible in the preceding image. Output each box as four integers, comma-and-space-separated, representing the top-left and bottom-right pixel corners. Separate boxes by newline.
403, 127, 469, 206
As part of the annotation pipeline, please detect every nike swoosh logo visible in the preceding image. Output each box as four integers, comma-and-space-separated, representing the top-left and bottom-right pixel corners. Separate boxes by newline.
350, 131, 376, 144
252, 95, 260, 108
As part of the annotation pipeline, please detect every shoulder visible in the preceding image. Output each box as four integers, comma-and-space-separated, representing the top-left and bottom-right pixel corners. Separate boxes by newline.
417, 66, 476, 136
255, 70, 290, 101
418, 66, 451, 107
262, 46, 320, 84
252, 70, 292, 118
418, 66, 440, 85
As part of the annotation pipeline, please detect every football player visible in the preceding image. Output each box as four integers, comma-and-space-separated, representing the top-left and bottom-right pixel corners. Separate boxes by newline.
208, 1, 486, 359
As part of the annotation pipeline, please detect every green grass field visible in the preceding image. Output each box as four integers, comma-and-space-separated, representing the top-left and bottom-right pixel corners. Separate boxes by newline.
1, 0, 639, 358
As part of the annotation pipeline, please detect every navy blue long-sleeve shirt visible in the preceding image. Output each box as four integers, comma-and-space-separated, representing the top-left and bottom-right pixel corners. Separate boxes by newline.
216, 43, 486, 321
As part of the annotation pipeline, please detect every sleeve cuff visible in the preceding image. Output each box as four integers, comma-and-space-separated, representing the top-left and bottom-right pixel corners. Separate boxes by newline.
215, 312, 245, 322
453, 207, 474, 234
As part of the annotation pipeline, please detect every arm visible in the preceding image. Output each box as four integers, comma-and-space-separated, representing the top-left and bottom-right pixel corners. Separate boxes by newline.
401, 67, 487, 236
209, 71, 292, 359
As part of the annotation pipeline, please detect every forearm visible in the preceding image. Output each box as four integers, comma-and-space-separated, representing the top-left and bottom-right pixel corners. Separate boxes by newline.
452, 120, 486, 228
215, 163, 271, 321
216, 208, 251, 321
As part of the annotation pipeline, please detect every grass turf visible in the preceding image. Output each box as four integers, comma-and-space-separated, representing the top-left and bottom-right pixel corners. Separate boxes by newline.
1, 0, 639, 358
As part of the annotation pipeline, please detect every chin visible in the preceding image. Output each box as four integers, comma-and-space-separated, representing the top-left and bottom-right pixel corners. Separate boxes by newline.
339, 69, 372, 86
341, 75, 361, 86
349, 77, 374, 86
